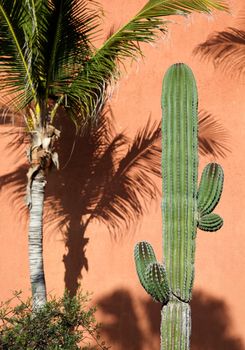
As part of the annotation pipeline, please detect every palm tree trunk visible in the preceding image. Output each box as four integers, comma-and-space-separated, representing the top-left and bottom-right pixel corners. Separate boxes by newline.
28, 171, 47, 310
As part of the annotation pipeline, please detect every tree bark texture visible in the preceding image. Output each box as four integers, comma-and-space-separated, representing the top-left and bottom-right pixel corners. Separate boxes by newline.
28, 172, 47, 310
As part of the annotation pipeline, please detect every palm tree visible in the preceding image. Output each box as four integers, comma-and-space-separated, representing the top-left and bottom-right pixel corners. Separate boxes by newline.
0, 0, 227, 310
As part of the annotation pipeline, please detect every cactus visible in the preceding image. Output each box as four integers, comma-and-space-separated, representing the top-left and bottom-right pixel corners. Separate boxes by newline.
134, 63, 224, 349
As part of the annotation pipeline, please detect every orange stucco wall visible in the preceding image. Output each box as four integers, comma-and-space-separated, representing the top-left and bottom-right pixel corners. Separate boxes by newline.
0, 1, 245, 349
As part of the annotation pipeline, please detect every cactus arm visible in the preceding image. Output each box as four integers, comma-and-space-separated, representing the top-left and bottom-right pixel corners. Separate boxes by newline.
134, 241, 170, 303
134, 241, 157, 290
161, 63, 198, 301
198, 213, 223, 231
145, 262, 170, 302
197, 163, 224, 216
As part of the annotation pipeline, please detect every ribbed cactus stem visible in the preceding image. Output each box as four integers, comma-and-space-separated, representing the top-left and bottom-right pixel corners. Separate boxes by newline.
161, 300, 191, 350
134, 63, 224, 350
161, 63, 198, 301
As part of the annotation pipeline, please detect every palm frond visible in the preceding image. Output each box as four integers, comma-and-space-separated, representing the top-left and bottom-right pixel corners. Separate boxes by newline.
198, 110, 230, 158
94, 0, 228, 63
44, 0, 102, 100
58, 0, 228, 125
0, 0, 102, 114
22, 0, 52, 99
90, 119, 161, 233
0, 0, 39, 108
194, 27, 245, 78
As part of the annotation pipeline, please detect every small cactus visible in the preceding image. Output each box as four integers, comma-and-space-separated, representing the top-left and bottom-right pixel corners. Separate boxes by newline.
134, 63, 224, 349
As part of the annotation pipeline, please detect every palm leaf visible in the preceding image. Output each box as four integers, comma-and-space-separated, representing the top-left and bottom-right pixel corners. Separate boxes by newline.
89, 0, 228, 63
23, 0, 52, 98
0, 1, 102, 114
57, 0, 228, 125
198, 110, 230, 158
0, 0, 37, 108
194, 27, 245, 78
44, 0, 101, 101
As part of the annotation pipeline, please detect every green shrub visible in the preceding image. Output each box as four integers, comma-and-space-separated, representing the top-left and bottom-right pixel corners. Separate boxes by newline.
0, 291, 109, 350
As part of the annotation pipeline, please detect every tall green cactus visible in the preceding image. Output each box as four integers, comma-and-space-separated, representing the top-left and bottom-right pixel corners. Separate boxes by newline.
134, 63, 224, 349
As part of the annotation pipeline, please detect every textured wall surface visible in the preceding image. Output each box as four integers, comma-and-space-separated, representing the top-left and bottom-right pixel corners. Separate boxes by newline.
0, 1, 244, 349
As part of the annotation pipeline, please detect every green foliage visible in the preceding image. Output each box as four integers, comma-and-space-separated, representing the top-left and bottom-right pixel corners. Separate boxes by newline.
0, 291, 109, 350
0, 0, 228, 126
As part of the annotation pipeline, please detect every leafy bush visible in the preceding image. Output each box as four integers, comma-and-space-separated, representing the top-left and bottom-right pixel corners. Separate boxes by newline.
0, 291, 109, 350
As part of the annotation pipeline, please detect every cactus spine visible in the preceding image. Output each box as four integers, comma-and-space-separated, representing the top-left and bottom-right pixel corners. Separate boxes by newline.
134, 63, 224, 349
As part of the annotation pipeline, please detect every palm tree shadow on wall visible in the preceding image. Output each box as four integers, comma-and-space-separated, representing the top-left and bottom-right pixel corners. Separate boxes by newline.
47, 110, 163, 296
191, 291, 244, 350
96, 289, 145, 350
96, 289, 244, 350
0, 109, 162, 297
0, 109, 230, 296
194, 9, 245, 79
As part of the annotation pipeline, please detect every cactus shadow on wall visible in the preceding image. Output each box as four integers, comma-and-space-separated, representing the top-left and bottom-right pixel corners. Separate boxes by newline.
97, 289, 244, 350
